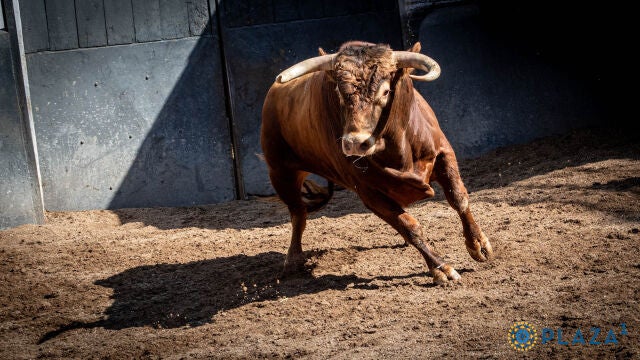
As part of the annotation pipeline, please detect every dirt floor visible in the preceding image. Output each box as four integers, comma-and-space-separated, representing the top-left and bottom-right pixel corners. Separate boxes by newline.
1, 128, 639, 359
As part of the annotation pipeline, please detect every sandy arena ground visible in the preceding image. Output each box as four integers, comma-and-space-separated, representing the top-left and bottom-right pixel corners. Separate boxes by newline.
1, 128, 639, 359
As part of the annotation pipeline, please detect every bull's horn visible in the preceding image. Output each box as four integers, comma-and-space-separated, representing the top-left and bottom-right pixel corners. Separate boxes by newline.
393, 51, 441, 82
276, 54, 336, 83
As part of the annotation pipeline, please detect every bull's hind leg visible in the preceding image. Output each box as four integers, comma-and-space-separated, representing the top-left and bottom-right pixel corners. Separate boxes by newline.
360, 191, 460, 285
433, 150, 494, 262
268, 168, 309, 276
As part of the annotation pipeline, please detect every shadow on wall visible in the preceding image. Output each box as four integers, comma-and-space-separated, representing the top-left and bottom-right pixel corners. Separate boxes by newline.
107, 19, 236, 210
39, 245, 425, 343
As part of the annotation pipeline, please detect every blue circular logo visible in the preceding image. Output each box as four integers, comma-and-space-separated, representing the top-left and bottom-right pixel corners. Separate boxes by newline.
509, 321, 538, 351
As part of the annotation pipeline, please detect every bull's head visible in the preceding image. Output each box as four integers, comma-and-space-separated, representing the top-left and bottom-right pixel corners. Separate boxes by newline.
276, 42, 440, 157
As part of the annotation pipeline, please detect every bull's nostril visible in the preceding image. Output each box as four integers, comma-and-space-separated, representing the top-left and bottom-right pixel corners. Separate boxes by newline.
359, 142, 370, 151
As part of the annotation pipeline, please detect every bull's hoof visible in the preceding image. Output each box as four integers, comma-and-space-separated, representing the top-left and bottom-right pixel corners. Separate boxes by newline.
431, 264, 461, 286
280, 256, 306, 278
466, 231, 494, 262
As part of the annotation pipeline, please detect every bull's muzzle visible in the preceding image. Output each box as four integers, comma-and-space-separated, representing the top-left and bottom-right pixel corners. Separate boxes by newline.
342, 132, 377, 157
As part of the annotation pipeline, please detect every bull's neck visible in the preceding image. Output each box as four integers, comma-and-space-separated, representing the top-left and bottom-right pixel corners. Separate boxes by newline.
373, 76, 416, 170
320, 76, 343, 137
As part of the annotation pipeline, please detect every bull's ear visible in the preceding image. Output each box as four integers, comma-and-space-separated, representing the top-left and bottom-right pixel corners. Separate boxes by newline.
317, 48, 336, 82
399, 42, 423, 77
408, 42, 421, 53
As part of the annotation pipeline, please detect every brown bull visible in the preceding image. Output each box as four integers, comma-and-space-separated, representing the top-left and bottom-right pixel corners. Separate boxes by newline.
261, 41, 493, 285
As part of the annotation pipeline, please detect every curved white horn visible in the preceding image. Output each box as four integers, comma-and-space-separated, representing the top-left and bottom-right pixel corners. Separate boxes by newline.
393, 51, 441, 82
276, 54, 336, 83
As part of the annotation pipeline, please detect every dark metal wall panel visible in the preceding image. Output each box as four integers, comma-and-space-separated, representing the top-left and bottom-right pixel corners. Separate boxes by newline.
131, 0, 161, 42
415, 5, 600, 158
321, 0, 352, 16
0, 32, 42, 229
159, 0, 189, 39
222, 10, 403, 196
398, 0, 466, 48
223, 0, 396, 28
272, 0, 299, 23
222, 1, 273, 28
76, 0, 107, 47
104, 0, 135, 45
46, 0, 78, 51
26, 38, 235, 210
296, 2, 324, 19
20, 0, 48, 53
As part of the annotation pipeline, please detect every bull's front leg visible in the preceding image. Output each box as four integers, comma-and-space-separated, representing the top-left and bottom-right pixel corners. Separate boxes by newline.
359, 190, 460, 285
433, 150, 494, 262
397, 212, 461, 285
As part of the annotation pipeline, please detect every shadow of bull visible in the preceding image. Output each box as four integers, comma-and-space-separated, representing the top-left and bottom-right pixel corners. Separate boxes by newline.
39, 246, 428, 343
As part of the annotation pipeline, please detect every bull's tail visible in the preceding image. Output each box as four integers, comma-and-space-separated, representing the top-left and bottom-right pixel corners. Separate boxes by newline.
301, 179, 334, 213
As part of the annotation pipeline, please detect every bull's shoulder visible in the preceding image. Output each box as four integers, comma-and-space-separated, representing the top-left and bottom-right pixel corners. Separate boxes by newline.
410, 89, 440, 127
406, 89, 450, 156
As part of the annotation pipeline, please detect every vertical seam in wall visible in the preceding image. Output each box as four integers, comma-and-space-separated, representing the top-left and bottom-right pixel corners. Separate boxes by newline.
214, 0, 245, 200
9, 0, 46, 218
42, 0, 50, 50
73, 0, 80, 47
186, 0, 192, 36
